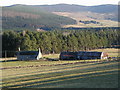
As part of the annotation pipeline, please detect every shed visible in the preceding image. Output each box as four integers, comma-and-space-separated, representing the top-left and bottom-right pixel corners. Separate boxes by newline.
59, 51, 108, 60
17, 48, 42, 60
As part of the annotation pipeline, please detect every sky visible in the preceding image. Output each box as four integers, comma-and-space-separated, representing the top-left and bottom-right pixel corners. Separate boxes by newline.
0, 0, 119, 6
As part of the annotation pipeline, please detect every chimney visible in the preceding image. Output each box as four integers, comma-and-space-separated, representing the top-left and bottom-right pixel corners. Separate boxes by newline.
18, 47, 20, 51
37, 48, 42, 60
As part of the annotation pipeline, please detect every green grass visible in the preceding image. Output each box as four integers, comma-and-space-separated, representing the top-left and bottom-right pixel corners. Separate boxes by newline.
2, 60, 119, 88
43, 54, 59, 59
2, 58, 113, 68
1, 48, 119, 88
90, 48, 119, 57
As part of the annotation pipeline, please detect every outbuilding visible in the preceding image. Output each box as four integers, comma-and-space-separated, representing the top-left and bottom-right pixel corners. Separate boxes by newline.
59, 52, 78, 60
17, 48, 42, 60
59, 51, 108, 60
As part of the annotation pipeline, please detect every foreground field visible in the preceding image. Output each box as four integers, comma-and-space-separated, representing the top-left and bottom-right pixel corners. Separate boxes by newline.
1, 48, 119, 88
1, 60, 119, 88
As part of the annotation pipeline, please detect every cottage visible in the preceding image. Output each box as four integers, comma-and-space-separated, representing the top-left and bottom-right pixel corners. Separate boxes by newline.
17, 48, 42, 60
59, 51, 108, 60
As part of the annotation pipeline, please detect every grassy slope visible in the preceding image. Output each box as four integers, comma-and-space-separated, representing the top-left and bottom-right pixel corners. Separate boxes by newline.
1, 48, 119, 88
53, 12, 118, 28
2, 61, 119, 88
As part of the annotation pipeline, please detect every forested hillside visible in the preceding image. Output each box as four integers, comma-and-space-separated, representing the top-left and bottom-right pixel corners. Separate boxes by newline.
2, 5, 76, 30
2, 29, 119, 57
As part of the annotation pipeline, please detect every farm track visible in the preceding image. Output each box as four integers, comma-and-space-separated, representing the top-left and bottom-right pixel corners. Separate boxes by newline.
1, 59, 118, 70
2, 60, 119, 88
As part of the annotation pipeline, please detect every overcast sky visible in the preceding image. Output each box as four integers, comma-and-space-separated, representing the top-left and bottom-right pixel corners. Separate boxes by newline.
0, 0, 119, 6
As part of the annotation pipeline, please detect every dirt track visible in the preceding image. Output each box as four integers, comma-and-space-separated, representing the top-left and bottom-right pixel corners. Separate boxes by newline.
1, 59, 119, 70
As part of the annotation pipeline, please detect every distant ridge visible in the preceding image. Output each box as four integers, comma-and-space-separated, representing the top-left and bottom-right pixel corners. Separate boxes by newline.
35, 4, 117, 13
2, 4, 118, 31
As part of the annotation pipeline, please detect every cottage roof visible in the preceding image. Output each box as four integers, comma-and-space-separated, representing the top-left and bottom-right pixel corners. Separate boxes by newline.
77, 51, 102, 57
18, 51, 38, 55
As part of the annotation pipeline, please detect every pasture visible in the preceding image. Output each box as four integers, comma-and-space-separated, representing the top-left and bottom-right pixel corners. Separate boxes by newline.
1, 48, 119, 88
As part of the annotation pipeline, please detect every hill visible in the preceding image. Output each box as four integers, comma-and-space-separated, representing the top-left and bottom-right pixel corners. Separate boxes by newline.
2, 4, 119, 30
37, 4, 117, 13
2, 5, 76, 30
37, 4, 118, 28
37, 4, 118, 21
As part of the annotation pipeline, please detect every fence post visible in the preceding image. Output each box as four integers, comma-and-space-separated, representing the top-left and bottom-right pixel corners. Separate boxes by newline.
5, 50, 7, 62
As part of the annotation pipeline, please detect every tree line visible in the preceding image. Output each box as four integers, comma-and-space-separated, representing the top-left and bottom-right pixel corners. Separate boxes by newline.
2, 29, 119, 57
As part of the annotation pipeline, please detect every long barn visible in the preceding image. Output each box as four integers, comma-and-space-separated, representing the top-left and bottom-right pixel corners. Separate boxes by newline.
59, 51, 108, 60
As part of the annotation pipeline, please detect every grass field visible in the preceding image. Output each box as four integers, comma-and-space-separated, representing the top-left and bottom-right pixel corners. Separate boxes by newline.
1, 48, 119, 88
